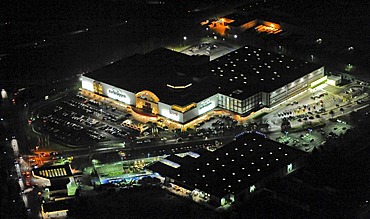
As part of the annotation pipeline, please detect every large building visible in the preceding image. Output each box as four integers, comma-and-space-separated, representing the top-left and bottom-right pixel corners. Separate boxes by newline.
147, 132, 307, 206
81, 45, 324, 124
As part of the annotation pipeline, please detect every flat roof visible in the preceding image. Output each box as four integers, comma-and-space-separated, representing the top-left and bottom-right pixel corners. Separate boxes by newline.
42, 200, 69, 213
33, 163, 73, 179
86, 46, 321, 105
148, 132, 307, 198
210, 45, 322, 99
85, 48, 216, 106
49, 177, 71, 191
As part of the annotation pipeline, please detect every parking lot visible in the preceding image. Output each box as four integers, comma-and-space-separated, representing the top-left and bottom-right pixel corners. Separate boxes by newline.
32, 92, 140, 147
264, 81, 369, 151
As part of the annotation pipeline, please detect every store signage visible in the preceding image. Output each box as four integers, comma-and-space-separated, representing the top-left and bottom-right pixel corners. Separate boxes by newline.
108, 89, 127, 99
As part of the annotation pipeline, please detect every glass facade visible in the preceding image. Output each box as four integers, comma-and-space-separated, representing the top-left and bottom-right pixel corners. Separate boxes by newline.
219, 93, 263, 114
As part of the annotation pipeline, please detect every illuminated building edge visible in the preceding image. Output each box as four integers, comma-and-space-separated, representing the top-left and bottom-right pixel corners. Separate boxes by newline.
80, 66, 324, 123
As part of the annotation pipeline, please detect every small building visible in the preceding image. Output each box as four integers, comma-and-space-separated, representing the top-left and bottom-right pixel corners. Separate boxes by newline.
41, 199, 73, 219
32, 163, 77, 196
147, 132, 307, 207
327, 75, 342, 86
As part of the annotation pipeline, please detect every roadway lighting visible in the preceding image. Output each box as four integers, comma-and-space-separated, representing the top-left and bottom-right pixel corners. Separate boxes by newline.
234, 35, 238, 39
348, 46, 354, 51
183, 36, 187, 41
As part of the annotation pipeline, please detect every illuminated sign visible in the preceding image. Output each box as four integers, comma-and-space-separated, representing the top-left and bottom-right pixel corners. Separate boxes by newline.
107, 88, 130, 104
108, 89, 126, 99
199, 99, 212, 110
161, 108, 180, 122
198, 98, 216, 115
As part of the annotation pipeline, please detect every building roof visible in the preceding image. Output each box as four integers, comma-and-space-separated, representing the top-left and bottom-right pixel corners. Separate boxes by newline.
33, 163, 73, 179
148, 132, 307, 198
85, 48, 216, 106
86, 46, 321, 106
49, 177, 71, 191
42, 200, 69, 213
210, 45, 321, 99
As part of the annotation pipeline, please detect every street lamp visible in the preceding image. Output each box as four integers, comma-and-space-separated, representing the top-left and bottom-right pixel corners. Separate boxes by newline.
183, 36, 187, 41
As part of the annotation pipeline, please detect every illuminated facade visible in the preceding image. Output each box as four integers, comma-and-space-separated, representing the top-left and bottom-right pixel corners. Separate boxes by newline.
81, 46, 324, 124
